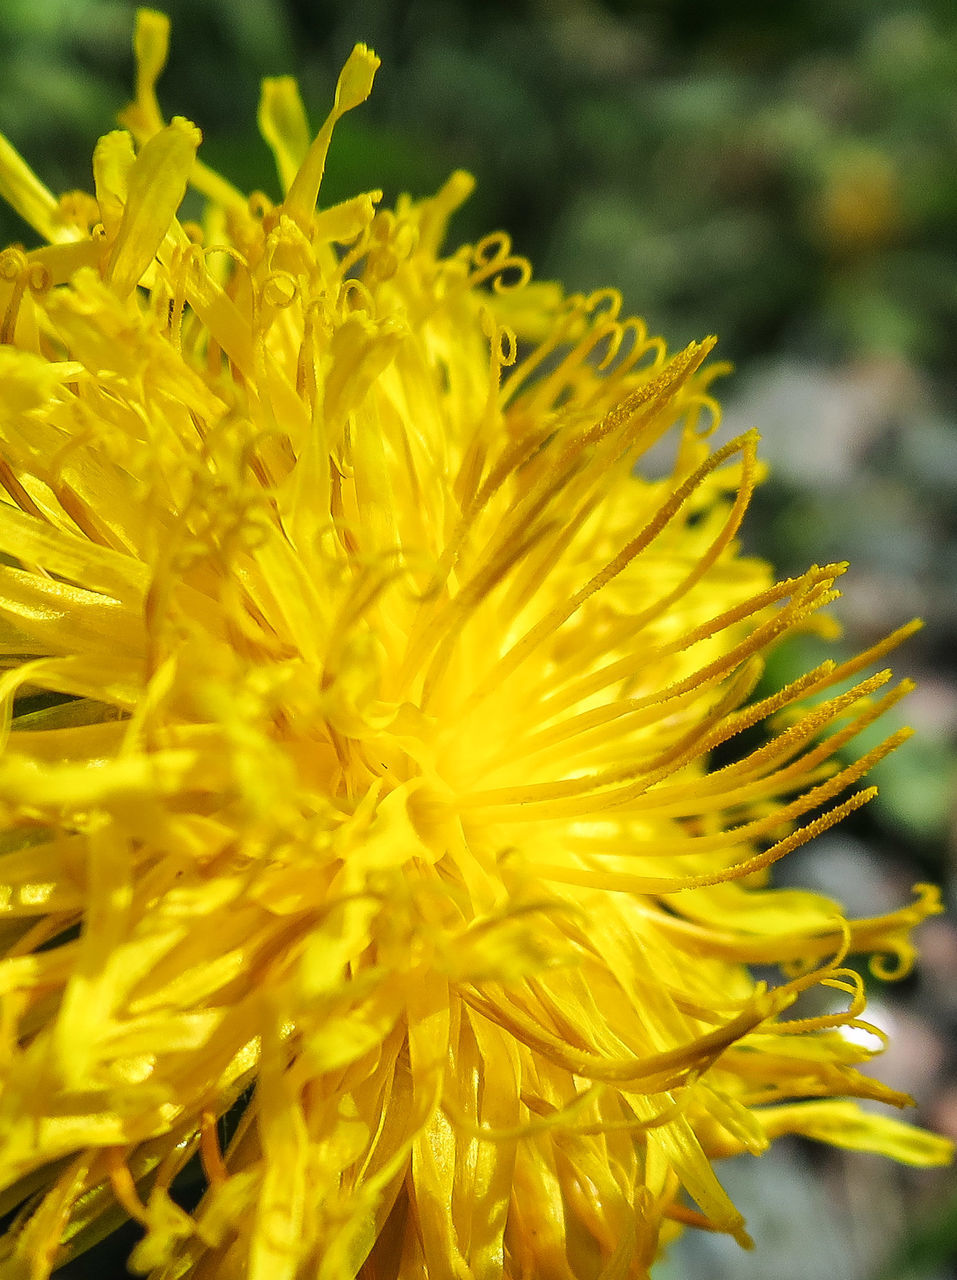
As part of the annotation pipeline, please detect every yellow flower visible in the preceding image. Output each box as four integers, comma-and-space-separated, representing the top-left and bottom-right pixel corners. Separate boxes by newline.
0, 10, 950, 1279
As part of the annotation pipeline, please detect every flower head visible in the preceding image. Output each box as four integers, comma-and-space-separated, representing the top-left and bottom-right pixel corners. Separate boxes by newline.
0, 10, 950, 1279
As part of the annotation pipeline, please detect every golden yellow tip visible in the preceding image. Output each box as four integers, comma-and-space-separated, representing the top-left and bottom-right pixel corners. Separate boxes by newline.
334, 43, 381, 114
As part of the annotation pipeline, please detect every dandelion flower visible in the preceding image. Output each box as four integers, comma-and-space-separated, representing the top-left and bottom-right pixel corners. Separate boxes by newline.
0, 11, 950, 1279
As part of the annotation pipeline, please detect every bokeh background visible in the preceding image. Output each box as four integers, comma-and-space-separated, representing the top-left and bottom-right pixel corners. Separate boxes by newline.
0, 1, 954, 1276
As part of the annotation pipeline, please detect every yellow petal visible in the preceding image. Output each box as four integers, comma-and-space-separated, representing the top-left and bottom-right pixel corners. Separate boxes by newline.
0, 133, 60, 245
118, 6, 171, 142
283, 44, 380, 229
105, 117, 201, 298
93, 129, 136, 240
258, 77, 311, 195
757, 1100, 955, 1166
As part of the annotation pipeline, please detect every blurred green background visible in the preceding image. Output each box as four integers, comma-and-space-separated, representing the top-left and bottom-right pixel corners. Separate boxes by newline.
0, 1, 954, 1276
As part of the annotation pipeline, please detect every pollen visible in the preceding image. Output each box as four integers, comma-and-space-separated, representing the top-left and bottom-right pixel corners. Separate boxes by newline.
0, 11, 950, 1280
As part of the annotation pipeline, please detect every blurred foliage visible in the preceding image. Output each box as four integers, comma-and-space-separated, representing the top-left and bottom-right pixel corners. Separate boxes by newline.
0, 2, 954, 1277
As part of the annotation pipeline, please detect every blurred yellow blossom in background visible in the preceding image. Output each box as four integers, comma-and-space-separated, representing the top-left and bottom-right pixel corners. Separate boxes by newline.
0, 9, 950, 1279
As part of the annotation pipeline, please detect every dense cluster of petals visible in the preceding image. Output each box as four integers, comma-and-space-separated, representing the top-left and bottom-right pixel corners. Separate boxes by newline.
0, 11, 949, 1279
